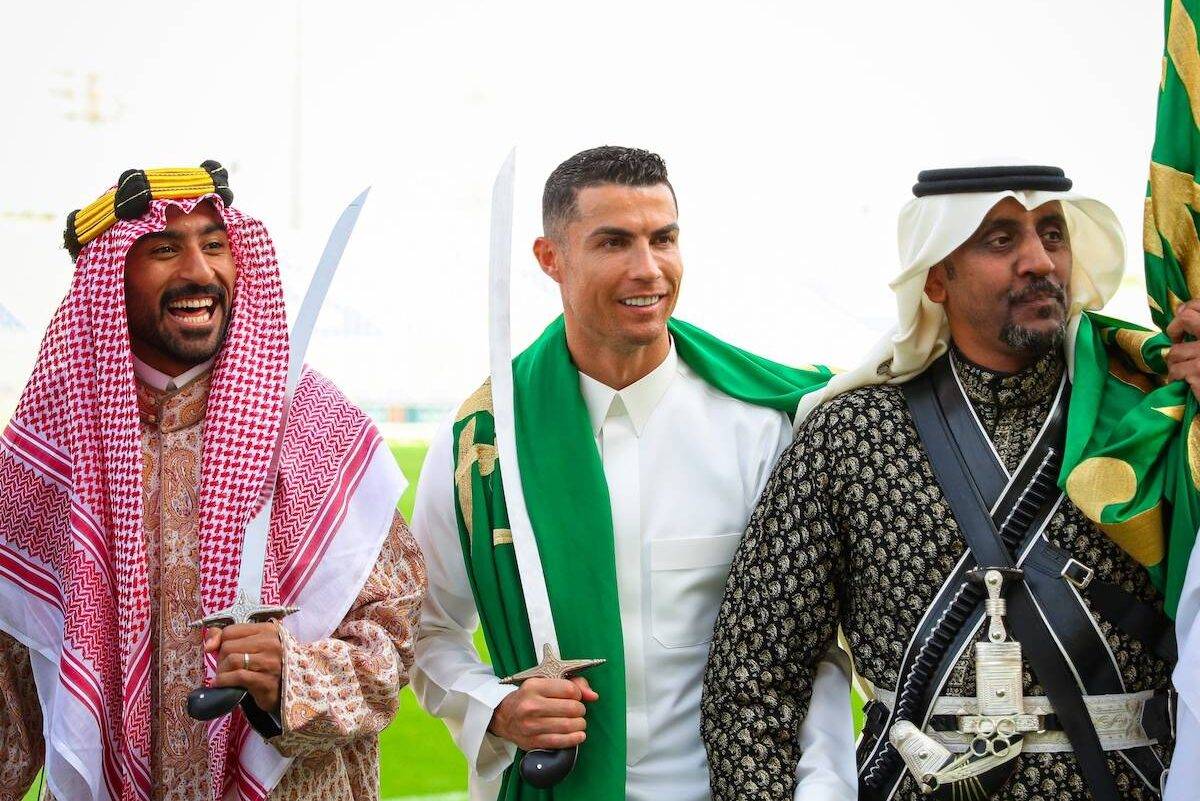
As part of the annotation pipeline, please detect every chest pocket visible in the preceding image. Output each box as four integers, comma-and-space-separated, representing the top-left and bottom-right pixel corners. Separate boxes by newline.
649, 531, 742, 648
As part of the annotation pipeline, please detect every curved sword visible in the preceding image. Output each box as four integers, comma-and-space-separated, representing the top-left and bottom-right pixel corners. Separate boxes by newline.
487, 150, 559, 658
487, 150, 603, 788
187, 188, 370, 723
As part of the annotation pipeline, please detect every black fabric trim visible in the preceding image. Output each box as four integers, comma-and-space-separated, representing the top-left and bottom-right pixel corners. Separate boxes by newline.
913, 165, 1072, 197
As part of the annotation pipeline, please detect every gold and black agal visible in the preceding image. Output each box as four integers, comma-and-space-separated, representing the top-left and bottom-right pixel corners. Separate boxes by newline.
63, 160, 233, 260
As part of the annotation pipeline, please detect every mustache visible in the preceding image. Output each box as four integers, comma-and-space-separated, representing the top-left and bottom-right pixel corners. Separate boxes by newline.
1008, 277, 1065, 306
160, 282, 228, 310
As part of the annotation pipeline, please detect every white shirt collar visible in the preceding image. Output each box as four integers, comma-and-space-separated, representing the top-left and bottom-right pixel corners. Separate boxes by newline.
132, 355, 214, 393
578, 340, 678, 438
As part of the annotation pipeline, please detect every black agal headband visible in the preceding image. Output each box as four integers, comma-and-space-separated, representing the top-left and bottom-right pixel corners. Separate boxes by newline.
912, 166, 1072, 198
63, 160, 233, 260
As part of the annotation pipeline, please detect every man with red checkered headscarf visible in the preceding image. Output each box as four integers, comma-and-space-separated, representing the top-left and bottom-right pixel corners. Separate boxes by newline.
0, 163, 426, 801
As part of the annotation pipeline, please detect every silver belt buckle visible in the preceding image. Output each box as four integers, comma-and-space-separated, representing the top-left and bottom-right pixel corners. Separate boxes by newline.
1060, 558, 1094, 590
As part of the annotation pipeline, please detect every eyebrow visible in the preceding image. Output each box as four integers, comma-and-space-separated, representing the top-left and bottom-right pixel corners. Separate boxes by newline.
978, 217, 1021, 235
1036, 213, 1067, 229
588, 225, 634, 239
140, 221, 227, 244
587, 223, 680, 239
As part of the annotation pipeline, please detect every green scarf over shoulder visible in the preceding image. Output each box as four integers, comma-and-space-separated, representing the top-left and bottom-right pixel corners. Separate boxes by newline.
450, 316, 832, 800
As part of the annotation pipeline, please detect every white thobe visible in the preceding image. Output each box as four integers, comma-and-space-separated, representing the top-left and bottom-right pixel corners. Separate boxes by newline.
1164, 538, 1200, 800
411, 342, 857, 801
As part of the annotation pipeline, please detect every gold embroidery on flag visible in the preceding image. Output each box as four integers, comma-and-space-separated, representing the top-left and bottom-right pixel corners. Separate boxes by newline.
1066, 456, 1137, 522
1100, 506, 1167, 567
1169, 0, 1200, 130
1145, 197, 1164, 259
1113, 328, 1158, 373
1148, 161, 1200, 298
1066, 457, 1165, 565
1154, 404, 1187, 421
1189, 415, 1200, 490
492, 528, 514, 546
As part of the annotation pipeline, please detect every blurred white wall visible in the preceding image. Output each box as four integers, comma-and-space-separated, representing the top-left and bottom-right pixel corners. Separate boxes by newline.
0, 0, 1162, 414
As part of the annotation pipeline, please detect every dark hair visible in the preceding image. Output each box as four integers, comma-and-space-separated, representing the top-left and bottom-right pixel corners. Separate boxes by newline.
542, 145, 675, 236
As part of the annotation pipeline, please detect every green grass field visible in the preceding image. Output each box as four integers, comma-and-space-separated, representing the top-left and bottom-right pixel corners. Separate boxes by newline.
23, 441, 863, 801
379, 442, 473, 797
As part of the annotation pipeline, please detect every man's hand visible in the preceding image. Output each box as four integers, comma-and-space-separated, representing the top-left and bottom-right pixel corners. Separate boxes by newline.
204, 622, 284, 713
488, 676, 598, 752
1166, 299, 1200, 401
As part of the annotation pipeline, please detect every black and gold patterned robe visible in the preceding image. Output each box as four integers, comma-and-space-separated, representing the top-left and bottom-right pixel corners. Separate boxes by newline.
701, 346, 1172, 800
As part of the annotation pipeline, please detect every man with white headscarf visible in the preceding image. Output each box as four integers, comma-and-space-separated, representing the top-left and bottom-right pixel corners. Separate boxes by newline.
702, 166, 1188, 800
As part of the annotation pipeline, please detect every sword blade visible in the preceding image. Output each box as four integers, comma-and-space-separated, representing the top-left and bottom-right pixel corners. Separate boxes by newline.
234, 188, 370, 603
486, 149, 560, 656
286, 187, 371, 391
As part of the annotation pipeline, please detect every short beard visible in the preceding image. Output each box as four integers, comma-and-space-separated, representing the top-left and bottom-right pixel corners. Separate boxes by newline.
998, 276, 1067, 357
127, 282, 231, 366
999, 318, 1065, 356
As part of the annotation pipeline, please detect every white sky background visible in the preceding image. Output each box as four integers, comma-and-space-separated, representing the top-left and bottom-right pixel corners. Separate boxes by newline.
0, 0, 1163, 410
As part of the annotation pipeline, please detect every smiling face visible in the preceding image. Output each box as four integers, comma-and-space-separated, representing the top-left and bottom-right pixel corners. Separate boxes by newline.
924, 198, 1072, 372
124, 202, 236, 375
534, 182, 681, 377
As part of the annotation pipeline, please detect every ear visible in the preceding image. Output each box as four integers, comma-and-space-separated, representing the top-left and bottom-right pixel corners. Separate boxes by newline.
924, 262, 949, 304
533, 236, 565, 285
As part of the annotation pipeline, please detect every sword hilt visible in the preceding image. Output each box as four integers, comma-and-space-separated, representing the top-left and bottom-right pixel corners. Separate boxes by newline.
187, 685, 245, 720
519, 746, 579, 788
498, 644, 604, 789
184, 593, 297, 728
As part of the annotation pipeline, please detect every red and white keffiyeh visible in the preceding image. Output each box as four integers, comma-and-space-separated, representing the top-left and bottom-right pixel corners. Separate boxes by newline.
0, 195, 404, 801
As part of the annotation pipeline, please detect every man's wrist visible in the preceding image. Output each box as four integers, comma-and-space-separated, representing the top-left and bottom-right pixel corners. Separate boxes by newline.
487, 691, 511, 739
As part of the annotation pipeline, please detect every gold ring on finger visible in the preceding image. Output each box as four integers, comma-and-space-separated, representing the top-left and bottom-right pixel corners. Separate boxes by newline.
243, 652, 251, 671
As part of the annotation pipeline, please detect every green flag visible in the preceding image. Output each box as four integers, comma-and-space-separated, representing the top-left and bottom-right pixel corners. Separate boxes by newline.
1060, 0, 1200, 616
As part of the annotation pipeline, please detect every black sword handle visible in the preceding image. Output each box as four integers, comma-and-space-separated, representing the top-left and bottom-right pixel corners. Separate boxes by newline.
519, 745, 579, 788
185, 619, 246, 721
186, 685, 246, 720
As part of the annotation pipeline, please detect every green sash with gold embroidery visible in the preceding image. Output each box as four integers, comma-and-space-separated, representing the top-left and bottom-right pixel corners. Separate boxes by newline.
450, 315, 832, 800
1059, 0, 1200, 617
